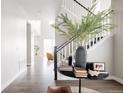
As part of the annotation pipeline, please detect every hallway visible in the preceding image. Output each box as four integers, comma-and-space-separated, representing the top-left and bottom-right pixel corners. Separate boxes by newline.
2, 59, 123, 93
2, 59, 56, 93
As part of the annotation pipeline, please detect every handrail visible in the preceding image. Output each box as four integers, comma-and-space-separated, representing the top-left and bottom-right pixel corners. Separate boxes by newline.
103, 10, 114, 17
73, 0, 96, 16
57, 36, 75, 49
57, 35, 77, 52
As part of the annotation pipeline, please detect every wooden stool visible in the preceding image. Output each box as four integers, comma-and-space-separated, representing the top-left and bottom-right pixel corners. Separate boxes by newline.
47, 86, 72, 93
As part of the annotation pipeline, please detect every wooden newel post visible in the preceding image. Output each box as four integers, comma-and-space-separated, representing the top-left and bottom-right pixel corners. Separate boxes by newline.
54, 46, 57, 80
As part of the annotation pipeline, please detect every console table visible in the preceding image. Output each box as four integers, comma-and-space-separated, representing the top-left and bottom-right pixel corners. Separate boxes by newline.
59, 70, 109, 93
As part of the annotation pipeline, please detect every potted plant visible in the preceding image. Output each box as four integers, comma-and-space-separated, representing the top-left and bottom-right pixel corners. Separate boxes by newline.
52, 1, 115, 44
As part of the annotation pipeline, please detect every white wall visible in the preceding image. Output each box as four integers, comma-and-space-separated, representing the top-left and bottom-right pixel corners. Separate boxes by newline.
41, 19, 55, 39
111, 0, 123, 81
87, 36, 114, 75
1, 0, 27, 90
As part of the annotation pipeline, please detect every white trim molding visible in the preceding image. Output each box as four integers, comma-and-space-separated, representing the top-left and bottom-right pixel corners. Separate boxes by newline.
107, 75, 123, 84
112, 76, 123, 84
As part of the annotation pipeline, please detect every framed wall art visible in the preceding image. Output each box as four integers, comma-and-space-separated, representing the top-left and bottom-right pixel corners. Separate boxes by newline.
93, 62, 105, 71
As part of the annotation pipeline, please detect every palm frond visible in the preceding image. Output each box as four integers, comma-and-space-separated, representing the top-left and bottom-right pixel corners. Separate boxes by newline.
52, 2, 115, 43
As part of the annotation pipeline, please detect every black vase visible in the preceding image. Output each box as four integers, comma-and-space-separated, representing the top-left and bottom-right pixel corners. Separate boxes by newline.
68, 56, 72, 66
74, 46, 86, 68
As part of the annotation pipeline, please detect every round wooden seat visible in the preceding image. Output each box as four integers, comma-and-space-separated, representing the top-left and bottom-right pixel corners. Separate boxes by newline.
47, 86, 72, 93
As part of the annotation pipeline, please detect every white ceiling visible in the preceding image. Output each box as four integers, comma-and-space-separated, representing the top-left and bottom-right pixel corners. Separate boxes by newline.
15, 0, 62, 20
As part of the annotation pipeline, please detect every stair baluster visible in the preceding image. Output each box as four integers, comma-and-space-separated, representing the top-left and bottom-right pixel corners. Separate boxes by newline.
69, 43, 71, 56
71, 41, 74, 56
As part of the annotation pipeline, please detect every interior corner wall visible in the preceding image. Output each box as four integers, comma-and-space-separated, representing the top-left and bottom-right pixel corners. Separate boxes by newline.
87, 36, 114, 75
1, 0, 27, 90
111, 0, 123, 80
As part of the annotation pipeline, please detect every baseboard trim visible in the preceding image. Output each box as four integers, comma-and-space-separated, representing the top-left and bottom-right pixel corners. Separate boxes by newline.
108, 75, 123, 84
1, 68, 26, 91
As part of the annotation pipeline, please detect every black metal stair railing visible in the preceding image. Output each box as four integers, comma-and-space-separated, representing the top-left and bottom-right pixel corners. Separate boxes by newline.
54, 34, 79, 80
56, 35, 76, 52
73, 0, 96, 16
57, 34, 79, 52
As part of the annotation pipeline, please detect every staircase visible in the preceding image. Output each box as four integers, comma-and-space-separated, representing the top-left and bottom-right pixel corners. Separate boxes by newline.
54, 0, 111, 80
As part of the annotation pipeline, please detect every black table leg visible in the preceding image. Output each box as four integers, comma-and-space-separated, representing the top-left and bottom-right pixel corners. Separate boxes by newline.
79, 78, 81, 93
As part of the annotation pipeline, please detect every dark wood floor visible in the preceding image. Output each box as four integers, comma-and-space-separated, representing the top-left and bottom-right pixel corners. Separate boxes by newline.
2, 59, 123, 93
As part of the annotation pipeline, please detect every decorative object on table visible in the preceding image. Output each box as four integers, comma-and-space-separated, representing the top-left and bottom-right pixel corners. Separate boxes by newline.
61, 58, 68, 65
68, 56, 72, 66
47, 86, 72, 93
34, 45, 40, 55
74, 67, 87, 77
47, 52, 53, 61
59, 63, 73, 71
88, 69, 99, 76
93, 62, 105, 71
86, 62, 108, 78
88, 69, 108, 77
74, 46, 86, 68
86, 62, 105, 71
86, 63, 94, 71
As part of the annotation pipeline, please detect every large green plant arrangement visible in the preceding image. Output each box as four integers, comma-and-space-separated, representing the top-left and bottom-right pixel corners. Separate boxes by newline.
52, 2, 115, 43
